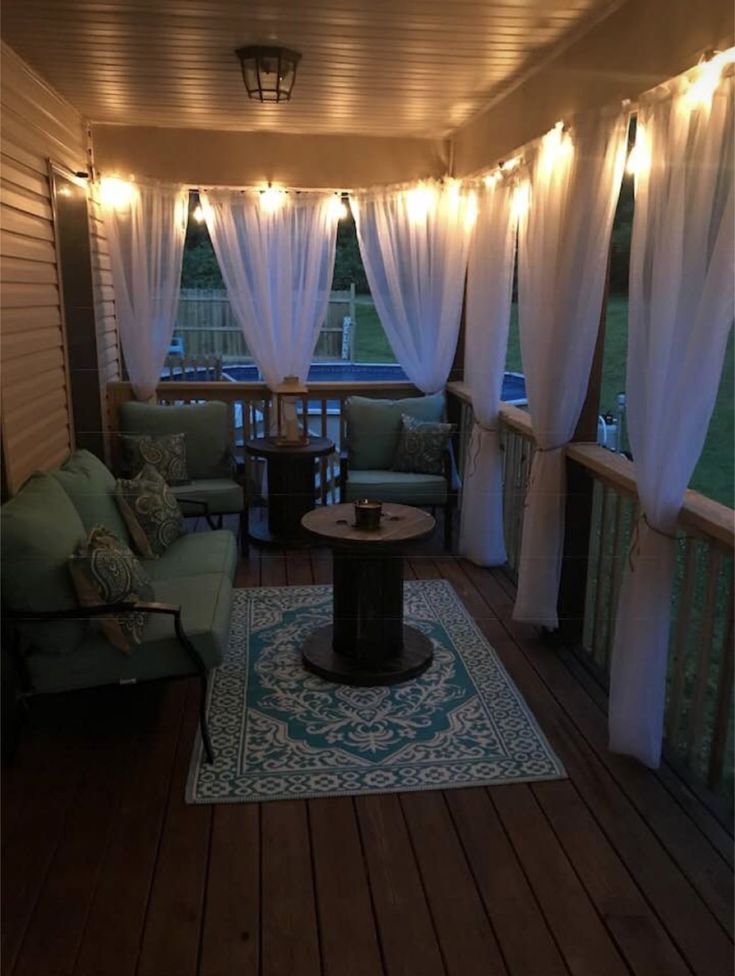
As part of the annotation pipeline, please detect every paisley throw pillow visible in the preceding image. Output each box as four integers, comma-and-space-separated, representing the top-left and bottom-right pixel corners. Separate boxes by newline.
121, 432, 189, 485
115, 464, 185, 559
392, 413, 453, 475
69, 526, 154, 654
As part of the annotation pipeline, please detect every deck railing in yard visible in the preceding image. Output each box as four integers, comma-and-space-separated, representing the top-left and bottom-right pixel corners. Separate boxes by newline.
446, 380, 734, 810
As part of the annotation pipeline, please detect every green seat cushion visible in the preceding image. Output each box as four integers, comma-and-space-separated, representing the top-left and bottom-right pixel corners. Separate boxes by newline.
119, 401, 232, 479
49, 449, 131, 544
345, 393, 445, 470
1, 473, 87, 654
142, 530, 238, 583
25, 573, 233, 694
345, 470, 448, 506
171, 479, 244, 516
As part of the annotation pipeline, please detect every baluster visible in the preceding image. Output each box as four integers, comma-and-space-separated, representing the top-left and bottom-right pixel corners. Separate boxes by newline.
686, 545, 724, 773
590, 483, 609, 663
707, 591, 734, 789
666, 536, 698, 749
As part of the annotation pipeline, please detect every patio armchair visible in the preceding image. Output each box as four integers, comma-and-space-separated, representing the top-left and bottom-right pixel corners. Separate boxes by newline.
117, 400, 248, 554
339, 392, 456, 550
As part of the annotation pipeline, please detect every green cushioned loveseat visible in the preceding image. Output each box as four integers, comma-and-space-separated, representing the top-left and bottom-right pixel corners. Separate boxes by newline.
1, 449, 237, 762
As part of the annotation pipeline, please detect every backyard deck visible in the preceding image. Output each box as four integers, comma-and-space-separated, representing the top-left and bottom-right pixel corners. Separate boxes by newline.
2, 524, 732, 976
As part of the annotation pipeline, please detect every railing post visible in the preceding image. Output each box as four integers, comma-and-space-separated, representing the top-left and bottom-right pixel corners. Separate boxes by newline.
556, 280, 608, 646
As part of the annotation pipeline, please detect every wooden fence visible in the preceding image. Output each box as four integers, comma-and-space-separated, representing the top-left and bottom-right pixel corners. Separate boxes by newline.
175, 286, 357, 362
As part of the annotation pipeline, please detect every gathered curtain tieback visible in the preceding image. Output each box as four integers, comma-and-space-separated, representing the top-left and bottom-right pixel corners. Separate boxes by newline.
627, 512, 678, 572
465, 419, 500, 479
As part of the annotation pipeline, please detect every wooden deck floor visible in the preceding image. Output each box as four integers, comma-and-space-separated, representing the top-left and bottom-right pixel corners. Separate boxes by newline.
2, 535, 733, 976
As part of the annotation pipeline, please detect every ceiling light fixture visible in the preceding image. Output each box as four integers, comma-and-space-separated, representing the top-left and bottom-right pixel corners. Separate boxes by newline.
236, 46, 302, 103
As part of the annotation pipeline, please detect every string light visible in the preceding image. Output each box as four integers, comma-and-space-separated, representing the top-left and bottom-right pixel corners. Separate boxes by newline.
625, 123, 651, 178
511, 181, 531, 222
684, 47, 735, 110
260, 185, 286, 212
100, 177, 135, 210
464, 190, 479, 230
539, 121, 573, 178
406, 184, 436, 222
192, 205, 205, 223
329, 195, 350, 221
483, 171, 501, 188
501, 156, 521, 173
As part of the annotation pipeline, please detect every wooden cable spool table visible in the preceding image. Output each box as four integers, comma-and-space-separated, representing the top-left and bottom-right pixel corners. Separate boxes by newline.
300, 502, 436, 685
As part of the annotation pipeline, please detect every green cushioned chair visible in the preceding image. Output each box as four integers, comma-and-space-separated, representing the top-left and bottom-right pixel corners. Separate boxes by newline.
339, 392, 456, 549
1, 450, 238, 763
118, 400, 248, 554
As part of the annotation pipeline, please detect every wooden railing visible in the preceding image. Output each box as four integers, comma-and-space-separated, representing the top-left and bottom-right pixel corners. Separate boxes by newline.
446, 381, 734, 808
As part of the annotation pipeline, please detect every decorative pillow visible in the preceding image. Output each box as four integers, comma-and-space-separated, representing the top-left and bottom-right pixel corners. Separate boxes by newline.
69, 526, 154, 654
115, 464, 186, 559
121, 432, 189, 485
392, 413, 453, 475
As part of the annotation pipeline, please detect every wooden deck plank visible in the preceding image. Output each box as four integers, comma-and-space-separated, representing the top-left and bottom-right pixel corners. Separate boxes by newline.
355, 793, 446, 976
444, 786, 569, 976
461, 559, 734, 938
491, 784, 629, 976
445, 558, 734, 976
400, 789, 509, 976
199, 805, 260, 976
308, 797, 385, 976
136, 686, 213, 976
73, 683, 188, 976
260, 800, 322, 976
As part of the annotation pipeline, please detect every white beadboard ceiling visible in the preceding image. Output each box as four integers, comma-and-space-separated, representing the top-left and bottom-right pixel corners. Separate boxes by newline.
1, 0, 620, 137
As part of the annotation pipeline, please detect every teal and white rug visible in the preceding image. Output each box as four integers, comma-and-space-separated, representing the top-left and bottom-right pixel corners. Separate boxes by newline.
187, 580, 565, 804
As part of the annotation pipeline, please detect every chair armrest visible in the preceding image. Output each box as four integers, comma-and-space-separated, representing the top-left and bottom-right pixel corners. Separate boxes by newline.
175, 496, 211, 516
3, 601, 181, 622
338, 450, 349, 503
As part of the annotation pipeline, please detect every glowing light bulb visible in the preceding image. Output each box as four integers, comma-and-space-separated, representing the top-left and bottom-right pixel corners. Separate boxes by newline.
464, 191, 478, 230
406, 184, 436, 222
193, 204, 205, 223
501, 156, 521, 173
683, 49, 735, 110
511, 181, 531, 222
100, 177, 135, 210
625, 124, 651, 178
446, 179, 462, 215
539, 121, 573, 178
260, 185, 286, 212
329, 195, 349, 221
484, 171, 501, 188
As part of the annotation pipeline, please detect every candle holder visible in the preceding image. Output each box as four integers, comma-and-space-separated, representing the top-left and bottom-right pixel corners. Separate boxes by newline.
274, 375, 309, 446
354, 498, 382, 531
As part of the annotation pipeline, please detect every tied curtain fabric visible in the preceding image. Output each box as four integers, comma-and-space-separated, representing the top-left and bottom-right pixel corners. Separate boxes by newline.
459, 179, 516, 565
103, 182, 188, 401
609, 72, 734, 767
351, 181, 476, 393
513, 111, 628, 628
200, 190, 338, 389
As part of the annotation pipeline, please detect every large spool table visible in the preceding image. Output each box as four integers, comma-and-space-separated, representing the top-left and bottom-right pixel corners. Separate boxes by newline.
300, 502, 435, 686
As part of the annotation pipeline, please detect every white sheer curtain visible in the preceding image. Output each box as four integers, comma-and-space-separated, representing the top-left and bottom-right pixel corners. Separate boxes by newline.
351, 181, 476, 393
513, 111, 628, 627
459, 179, 516, 565
609, 68, 734, 767
200, 190, 338, 388
103, 181, 188, 400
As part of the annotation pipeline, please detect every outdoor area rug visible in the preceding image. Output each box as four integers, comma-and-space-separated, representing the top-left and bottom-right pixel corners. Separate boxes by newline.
186, 580, 565, 804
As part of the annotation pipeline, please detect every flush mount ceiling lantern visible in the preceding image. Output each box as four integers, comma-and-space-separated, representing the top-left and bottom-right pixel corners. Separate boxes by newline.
236, 45, 302, 103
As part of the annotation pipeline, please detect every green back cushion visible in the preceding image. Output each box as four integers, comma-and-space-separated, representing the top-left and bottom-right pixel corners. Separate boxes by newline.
119, 401, 231, 479
345, 392, 446, 470
50, 449, 131, 544
1, 472, 87, 654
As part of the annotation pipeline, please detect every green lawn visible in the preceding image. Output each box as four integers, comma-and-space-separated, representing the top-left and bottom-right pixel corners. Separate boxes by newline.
354, 295, 734, 507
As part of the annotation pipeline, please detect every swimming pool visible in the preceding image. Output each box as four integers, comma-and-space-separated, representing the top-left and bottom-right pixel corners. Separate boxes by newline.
221, 362, 527, 404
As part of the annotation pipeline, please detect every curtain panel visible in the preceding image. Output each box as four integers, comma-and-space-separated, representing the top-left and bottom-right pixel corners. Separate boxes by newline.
351, 181, 476, 393
201, 190, 338, 389
102, 182, 189, 401
512, 111, 628, 628
609, 71, 734, 767
458, 179, 516, 566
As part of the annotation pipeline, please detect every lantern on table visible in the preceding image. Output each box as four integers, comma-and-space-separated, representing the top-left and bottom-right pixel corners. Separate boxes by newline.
274, 376, 310, 445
